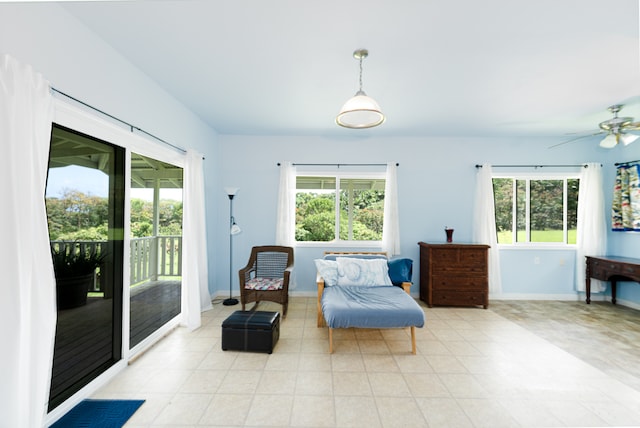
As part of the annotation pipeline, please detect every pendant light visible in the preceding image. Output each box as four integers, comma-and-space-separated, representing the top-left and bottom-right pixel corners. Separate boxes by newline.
336, 49, 385, 129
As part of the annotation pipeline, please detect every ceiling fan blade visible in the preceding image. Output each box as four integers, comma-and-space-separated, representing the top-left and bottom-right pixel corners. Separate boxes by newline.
624, 122, 640, 130
548, 131, 605, 149
621, 133, 640, 146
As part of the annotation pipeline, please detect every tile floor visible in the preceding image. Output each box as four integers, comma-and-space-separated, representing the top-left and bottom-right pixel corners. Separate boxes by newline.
92, 297, 640, 427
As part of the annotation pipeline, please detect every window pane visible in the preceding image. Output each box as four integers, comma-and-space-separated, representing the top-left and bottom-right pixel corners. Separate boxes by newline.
567, 178, 579, 244
339, 178, 385, 241
130, 153, 183, 349
516, 179, 527, 242
295, 176, 336, 242
492, 178, 513, 244
530, 180, 563, 242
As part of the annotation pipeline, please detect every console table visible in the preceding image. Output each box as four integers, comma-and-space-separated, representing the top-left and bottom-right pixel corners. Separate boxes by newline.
585, 256, 640, 304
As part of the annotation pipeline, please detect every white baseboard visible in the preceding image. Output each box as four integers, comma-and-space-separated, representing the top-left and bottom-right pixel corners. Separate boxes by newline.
212, 291, 640, 310
489, 292, 640, 310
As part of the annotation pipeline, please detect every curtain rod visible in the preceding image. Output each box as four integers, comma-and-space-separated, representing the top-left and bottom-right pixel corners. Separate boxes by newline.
51, 87, 189, 155
475, 164, 589, 168
277, 162, 399, 167
615, 159, 640, 166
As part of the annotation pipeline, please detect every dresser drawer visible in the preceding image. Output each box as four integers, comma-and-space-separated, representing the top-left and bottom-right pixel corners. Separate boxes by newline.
431, 248, 486, 269
432, 265, 487, 275
432, 290, 486, 308
431, 275, 487, 290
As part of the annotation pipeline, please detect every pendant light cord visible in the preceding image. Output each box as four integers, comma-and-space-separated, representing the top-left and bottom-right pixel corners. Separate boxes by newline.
358, 55, 364, 92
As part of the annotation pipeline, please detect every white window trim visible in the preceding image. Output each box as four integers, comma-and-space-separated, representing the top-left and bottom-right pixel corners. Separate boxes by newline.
492, 171, 580, 248
295, 169, 386, 246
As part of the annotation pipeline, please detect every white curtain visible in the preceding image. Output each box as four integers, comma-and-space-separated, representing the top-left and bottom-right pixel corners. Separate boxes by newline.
275, 161, 296, 246
382, 162, 401, 256
472, 164, 502, 294
0, 55, 56, 428
575, 163, 607, 292
181, 150, 212, 331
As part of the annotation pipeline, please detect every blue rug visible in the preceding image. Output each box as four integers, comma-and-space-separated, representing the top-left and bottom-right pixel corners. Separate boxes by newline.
50, 399, 145, 428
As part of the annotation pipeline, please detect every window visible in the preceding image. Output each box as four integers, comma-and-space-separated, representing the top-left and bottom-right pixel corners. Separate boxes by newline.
493, 175, 579, 245
295, 174, 386, 242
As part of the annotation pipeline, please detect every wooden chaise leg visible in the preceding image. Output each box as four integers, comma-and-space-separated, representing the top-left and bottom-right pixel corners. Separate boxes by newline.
410, 326, 416, 355
329, 328, 334, 354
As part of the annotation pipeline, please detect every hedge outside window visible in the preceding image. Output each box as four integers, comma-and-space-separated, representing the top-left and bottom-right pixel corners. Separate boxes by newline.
295, 175, 385, 242
492, 175, 580, 245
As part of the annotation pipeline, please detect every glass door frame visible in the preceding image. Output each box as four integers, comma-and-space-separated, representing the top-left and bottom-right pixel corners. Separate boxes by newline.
47, 99, 187, 423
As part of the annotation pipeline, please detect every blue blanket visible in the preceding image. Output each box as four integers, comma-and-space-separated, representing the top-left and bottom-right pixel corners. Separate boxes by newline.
321, 285, 425, 329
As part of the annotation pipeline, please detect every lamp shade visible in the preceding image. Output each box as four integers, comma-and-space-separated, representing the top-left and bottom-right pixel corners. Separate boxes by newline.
599, 133, 618, 148
336, 90, 385, 129
225, 187, 239, 196
230, 223, 242, 235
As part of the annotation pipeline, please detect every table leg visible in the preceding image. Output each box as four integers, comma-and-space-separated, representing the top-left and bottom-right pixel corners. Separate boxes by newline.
611, 280, 617, 305
586, 276, 591, 304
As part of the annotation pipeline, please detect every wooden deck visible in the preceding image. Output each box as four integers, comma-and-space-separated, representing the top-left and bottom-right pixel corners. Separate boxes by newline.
49, 280, 181, 409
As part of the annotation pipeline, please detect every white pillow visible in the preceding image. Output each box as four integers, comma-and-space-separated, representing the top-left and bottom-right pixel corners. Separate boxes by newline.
336, 257, 393, 286
314, 259, 338, 286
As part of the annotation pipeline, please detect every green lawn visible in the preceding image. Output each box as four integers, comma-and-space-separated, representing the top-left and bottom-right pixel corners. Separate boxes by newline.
497, 229, 576, 244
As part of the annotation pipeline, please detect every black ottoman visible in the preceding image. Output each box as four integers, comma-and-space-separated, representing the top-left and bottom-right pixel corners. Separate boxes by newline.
221, 311, 280, 354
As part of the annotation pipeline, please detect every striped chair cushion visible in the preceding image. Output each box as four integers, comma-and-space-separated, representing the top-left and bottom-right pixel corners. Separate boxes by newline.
245, 277, 284, 291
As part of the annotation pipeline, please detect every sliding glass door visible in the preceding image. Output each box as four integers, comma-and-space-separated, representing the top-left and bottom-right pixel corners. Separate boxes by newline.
129, 153, 183, 349
46, 124, 124, 410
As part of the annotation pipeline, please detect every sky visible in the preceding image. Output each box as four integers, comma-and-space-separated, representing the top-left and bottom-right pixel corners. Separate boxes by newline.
46, 165, 182, 201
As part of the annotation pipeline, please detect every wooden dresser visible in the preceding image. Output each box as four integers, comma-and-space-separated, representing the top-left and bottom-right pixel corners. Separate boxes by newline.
418, 242, 490, 309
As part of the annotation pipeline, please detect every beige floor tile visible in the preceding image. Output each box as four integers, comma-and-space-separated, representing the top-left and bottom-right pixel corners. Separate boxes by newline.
152, 393, 211, 425
197, 350, 237, 370
244, 394, 293, 426
295, 371, 333, 396
403, 372, 450, 398
334, 396, 381, 428
89, 298, 640, 428
198, 393, 252, 426
362, 354, 400, 372
178, 369, 225, 394
217, 370, 262, 394
415, 397, 473, 427
438, 373, 489, 398
332, 372, 372, 396
264, 352, 300, 371
368, 372, 411, 397
290, 395, 335, 427
298, 353, 332, 372
331, 338, 361, 354
331, 354, 365, 372
256, 370, 297, 395
374, 396, 427, 427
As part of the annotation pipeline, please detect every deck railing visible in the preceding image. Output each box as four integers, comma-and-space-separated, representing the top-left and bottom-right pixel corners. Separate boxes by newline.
51, 236, 182, 291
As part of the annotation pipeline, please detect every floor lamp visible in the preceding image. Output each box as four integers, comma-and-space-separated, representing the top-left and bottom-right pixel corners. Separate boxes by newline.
223, 187, 241, 306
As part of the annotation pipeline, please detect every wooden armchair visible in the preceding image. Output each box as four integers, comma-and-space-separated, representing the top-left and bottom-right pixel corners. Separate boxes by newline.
239, 245, 294, 316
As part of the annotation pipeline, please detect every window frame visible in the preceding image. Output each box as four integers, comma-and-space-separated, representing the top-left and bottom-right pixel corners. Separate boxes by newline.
294, 169, 387, 248
492, 171, 580, 248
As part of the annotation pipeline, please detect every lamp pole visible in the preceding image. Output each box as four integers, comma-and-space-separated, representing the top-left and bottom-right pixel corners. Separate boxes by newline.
223, 189, 239, 306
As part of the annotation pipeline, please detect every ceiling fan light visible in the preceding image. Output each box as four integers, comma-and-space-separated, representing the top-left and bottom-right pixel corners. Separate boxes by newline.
599, 133, 618, 148
620, 133, 639, 146
336, 91, 385, 129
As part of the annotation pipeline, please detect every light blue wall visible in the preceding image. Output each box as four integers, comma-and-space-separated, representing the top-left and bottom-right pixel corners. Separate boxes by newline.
218, 134, 640, 307
0, 3, 223, 295
1, 3, 639, 306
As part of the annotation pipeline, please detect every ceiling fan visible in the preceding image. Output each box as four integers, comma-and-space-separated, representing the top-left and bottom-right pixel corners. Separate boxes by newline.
552, 104, 640, 149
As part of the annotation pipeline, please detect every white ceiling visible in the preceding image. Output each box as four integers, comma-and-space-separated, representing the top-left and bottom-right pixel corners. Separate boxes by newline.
62, 0, 640, 143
